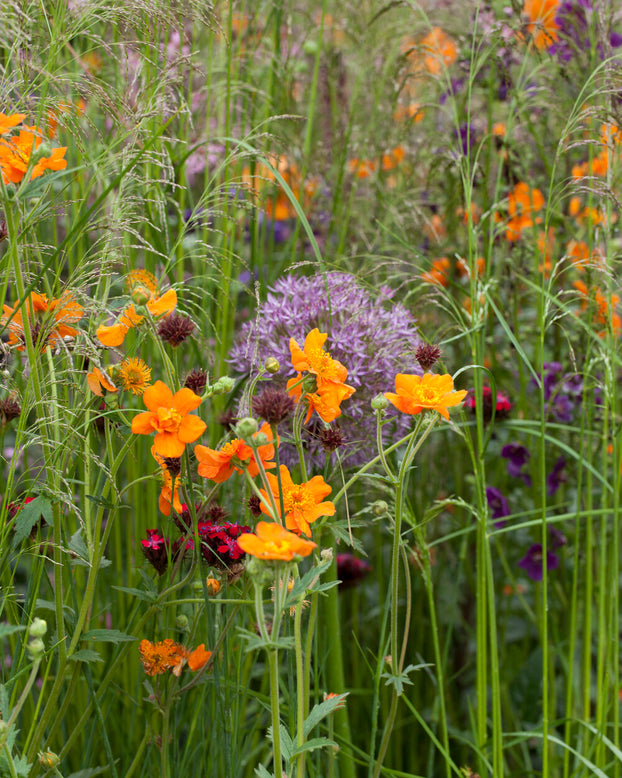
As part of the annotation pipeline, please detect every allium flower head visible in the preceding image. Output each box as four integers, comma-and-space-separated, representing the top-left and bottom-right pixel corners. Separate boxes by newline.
230, 273, 423, 466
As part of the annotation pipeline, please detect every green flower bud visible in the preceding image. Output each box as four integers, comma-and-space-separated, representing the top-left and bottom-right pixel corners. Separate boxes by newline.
253, 432, 269, 447
28, 638, 45, 660
302, 374, 318, 394
131, 286, 151, 306
39, 751, 60, 769
33, 141, 52, 161
372, 500, 389, 517
371, 394, 389, 411
235, 416, 258, 441
320, 547, 333, 564
211, 376, 235, 395
29, 618, 47, 638
245, 556, 274, 587
303, 39, 318, 55
175, 614, 189, 632
264, 357, 280, 374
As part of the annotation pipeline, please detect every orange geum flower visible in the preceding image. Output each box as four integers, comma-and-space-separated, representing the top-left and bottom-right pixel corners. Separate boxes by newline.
523, 0, 560, 50
0, 113, 26, 135
131, 380, 206, 458
289, 329, 355, 390
96, 271, 177, 348
421, 257, 451, 286
139, 639, 187, 676
0, 125, 67, 184
187, 643, 212, 672
86, 366, 118, 396
237, 521, 316, 561
2, 291, 83, 352
194, 422, 276, 483
287, 375, 354, 424
260, 465, 336, 536
385, 373, 467, 420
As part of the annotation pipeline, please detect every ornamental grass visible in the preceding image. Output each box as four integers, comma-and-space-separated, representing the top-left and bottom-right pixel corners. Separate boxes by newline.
1, 1, 621, 777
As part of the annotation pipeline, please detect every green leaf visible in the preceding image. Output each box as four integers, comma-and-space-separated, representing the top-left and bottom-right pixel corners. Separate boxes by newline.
12, 496, 52, 548
111, 586, 156, 603
237, 629, 295, 653
382, 663, 432, 695
0, 624, 26, 641
85, 494, 116, 511
276, 725, 293, 761
68, 529, 91, 566
68, 649, 103, 664
0, 684, 9, 718
289, 737, 338, 759
81, 629, 137, 644
303, 694, 348, 737
12, 754, 32, 777
285, 557, 333, 606
254, 766, 273, 778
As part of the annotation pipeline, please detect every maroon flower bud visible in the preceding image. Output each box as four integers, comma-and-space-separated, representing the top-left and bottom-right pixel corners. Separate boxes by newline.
141, 529, 170, 575
157, 313, 195, 347
319, 424, 344, 453
252, 387, 295, 425
248, 494, 262, 517
415, 343, 441, 371
0, 397, 22, 425
184, 368, 208, 395
160, 456, 182, 478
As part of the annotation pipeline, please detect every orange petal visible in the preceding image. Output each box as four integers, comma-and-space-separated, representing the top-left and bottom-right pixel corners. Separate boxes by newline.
177, 414, 207, 444
97, 322, 129, 348
132, 411, 157, 435
172, 387, 202, 415
142, 381, 174, 412
147, 288, 177, 317
152, 431, 186, 458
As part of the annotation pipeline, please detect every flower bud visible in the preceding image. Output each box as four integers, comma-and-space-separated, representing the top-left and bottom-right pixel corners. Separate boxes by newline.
372, 500, 389, 517
253, 432, 269, 447
39, 751, 60, 769
28, 638, 45, 660
33, 142, 52, 161
264, 357, 280, 374
235, 417, 258, 441
211, 376, 235, 395
191, 580, 203, 595
320, 547, 333, 564
371, 394, 389, 411
29, 618, 47, 638
175, 614, 189, 632
206, 577, 222, 595
245, 556, 274, 587
131, 285, 151, 306
302, 374, 318, 394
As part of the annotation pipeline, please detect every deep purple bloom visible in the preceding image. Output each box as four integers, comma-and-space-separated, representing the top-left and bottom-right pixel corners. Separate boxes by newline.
230, 273, 423, 467
501, 443, 532, 486
549, 0, 622, 62
337, 554, 372, 589
486, 486, 510, 527
454, 123, 478, 156
547, 456, 568, 496
518, 543, 559, 582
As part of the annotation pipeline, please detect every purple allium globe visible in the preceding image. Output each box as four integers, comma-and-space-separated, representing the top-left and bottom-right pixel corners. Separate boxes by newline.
230, 272, 423, 467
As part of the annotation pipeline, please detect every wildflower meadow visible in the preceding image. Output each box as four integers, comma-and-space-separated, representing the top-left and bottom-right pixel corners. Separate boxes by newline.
1, 1, 622, 776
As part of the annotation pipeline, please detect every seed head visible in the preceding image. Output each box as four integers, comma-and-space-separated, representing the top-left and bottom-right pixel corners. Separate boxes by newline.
0, 396, 21, 424
184, 368, 208, 395
158, 313, 195, 347
415, 343, 441, 371
252, 387, 295, 425
319, 425, 344, 452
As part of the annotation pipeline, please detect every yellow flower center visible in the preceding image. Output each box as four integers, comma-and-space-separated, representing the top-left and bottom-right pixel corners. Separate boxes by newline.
157, 407, 182, 433
307, 345, 340, 380
283, 484, 314, 515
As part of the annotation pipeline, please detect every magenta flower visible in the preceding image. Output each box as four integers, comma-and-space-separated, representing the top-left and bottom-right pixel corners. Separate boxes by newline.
518, 544, 559, 582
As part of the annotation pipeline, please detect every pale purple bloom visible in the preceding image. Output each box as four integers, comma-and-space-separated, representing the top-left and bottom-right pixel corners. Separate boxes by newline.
230, 273, 422, 467
501, 443, 532, 486
518, 543, 559, 582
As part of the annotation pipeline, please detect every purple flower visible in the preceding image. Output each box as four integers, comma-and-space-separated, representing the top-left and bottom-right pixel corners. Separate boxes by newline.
547, 456, 568, 496
501, 443, 532, 486
550, 526, 568, 550
518, 544, 559, 582
486, 486, 510, 527
230, 273, 423, 467
549, 0, 622, 62
454, 123, 478, 156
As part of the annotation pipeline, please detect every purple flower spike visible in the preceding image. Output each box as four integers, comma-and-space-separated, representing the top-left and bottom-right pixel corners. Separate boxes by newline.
486, 486, 510, 527
501, 443, 532, 486
518, 544, 559, 582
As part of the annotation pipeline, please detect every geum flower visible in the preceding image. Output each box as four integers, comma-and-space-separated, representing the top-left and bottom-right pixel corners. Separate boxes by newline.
139, 638, 211, 676
96, 270, 177, 348
384, 373, 467, 420
287, 328, 355, 423
1, 291, 83, 352
260, 465, 335, 536
131, 380, 206, 458
195, 422, 276, 483
86, 366, 117, 396
0, 124, 67, 184
237, 521, 316, 561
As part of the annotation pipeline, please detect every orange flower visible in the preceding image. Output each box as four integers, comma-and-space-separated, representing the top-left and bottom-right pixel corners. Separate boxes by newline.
96, 271, 177, 347
237, 521, 316, 561
393, 103, 425, 123
194, 422, 276, 483
139, 639, 187, 676
385, 373, 467, 420
187, 643, 212, 671
523, 0, 560, 50
0, 113, 26, 135
0, 125, 67, 184
287, 329, 355, 424
1, 291, 83, 352
348, 157, 376, 179
574, 281, 621, 337
505, 182, 544, 241
260, 465, 335, 536
405, 27, 457, 75
158, 467, 183, 517
86, 366, 118, 396
131, 380, 206, 458
421, 257, 451, 286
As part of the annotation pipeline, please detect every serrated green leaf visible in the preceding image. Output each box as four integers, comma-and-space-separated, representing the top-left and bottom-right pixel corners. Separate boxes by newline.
289, 737, 338, 759
0, 624, 26, 641
303, 693, 348, 737
68, 529, 90, 565
12, 496, 51, 548
81, 629, 137, 644
382, 662, 432, 695
111, 586, 156, 602
238, 629, 295, 653
285, 557, 333, 605
13, 754, 31, 776
277, 725, 293, 761
254, 766, 273, 778
68, 649, 103, 663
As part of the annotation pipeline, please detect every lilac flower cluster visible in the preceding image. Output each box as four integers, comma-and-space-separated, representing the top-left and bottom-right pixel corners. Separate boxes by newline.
230, 272, 423, 466
549, 0, 622, 62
